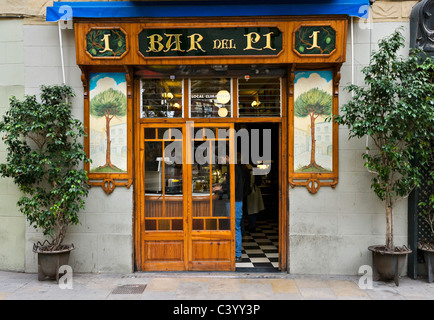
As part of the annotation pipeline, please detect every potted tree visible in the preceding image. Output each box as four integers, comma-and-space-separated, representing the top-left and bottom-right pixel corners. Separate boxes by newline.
0, 85, 89, 282
333, 29, 434, 286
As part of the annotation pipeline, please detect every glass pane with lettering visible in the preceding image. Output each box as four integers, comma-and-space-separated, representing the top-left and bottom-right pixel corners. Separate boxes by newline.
190, 78, 232, 118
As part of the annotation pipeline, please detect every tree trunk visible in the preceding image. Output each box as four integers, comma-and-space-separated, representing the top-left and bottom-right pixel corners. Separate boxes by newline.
104, 114, 113, 168
385, 194, 394, 251
310, 113, 316, 167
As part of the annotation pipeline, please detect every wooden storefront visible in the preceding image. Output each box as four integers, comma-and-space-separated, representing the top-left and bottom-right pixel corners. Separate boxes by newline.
74, 16, 348, 272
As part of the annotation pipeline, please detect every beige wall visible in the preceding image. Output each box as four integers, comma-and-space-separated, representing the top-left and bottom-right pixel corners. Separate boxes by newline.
0, 19, 25, 272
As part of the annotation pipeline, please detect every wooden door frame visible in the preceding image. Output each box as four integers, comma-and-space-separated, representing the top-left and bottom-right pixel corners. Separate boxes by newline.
133, 76, 289, 272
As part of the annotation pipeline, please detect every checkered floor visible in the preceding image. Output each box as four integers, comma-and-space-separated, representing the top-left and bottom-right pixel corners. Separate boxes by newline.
236, 220, 279, 272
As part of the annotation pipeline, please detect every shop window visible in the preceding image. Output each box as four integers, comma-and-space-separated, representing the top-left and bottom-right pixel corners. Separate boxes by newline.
189, 78, 232, 118
238, 78, 281, 117
141, 79, 183, 118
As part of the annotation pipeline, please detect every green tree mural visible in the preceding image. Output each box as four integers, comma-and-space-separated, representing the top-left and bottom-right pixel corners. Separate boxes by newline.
90, 88, 127, 171
295, 88, 332, 170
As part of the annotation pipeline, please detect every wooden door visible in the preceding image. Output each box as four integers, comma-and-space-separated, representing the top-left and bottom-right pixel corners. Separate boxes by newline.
187, 124, 235, 271
139, 123, 235, 271
140, 124, 187, 271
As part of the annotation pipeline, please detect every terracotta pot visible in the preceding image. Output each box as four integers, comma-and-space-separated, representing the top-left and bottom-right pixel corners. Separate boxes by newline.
33, 243, 74, 282
368, 245, 412, 286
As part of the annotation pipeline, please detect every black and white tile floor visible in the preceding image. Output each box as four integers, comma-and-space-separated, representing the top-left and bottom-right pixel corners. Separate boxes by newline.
236, 220, 279, 272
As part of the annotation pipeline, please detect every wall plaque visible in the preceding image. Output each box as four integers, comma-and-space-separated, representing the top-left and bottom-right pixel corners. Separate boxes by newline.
86, 28, 128, 59
294, 26, 336, 56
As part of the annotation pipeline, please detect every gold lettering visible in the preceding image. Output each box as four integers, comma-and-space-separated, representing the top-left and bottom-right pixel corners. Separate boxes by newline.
163, 33, 185, 52
244, 32, 262, 51
213, 39, 236, 50
146, 34, 164, 53
187, 33, 206, 53
99, 34, 113, 53
213, 39, 221, 49
307, 31, 321, 50
263, 32, 276, 51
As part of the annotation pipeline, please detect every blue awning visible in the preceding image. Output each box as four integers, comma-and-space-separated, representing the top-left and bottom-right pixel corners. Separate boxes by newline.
46, 0, 370, 22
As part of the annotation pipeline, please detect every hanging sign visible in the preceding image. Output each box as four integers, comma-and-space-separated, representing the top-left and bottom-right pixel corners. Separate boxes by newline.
138, 27, 283, 58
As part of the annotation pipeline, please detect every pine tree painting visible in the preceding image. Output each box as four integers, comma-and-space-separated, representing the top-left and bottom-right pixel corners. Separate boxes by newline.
89, 73, 127, 173
294, 71, 333, 173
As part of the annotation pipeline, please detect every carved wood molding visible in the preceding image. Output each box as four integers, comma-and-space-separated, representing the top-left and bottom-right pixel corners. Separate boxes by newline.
289, 178, 338, 194
90, 178, 133, 195
80, 65, 89, 99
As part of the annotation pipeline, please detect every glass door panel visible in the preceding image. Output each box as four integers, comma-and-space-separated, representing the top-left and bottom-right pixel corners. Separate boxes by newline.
192, 130, 231, 231
144, 127, 184, 231
189, 125, 234, 271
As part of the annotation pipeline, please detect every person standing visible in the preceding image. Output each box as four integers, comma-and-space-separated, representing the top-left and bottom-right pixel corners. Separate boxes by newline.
246, 164, 264, 232
213, 153, 244, 262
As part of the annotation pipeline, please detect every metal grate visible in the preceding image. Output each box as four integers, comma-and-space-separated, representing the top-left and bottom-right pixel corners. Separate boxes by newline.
111, 284, 147, 295
417, 158, 434, 264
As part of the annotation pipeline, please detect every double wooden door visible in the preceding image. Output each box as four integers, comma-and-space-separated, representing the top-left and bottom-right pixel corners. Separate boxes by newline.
138, 123, 236, 271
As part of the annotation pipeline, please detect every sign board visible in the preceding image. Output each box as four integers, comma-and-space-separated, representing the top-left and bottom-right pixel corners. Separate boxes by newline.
138, 27, 283, 58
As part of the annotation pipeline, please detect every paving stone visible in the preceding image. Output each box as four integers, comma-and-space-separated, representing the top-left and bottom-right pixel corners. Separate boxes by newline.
270, 279, 299, 294
0, 271, 433, 300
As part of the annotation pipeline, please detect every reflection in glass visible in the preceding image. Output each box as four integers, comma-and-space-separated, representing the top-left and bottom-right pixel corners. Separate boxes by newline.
192, 130, 231, 231
144, 128, 183, 231
144, 141, 163, 194
165, 141, 183, 195
141, 79, 183, 118
238, 78, 281, 117
190, 79, 232, 118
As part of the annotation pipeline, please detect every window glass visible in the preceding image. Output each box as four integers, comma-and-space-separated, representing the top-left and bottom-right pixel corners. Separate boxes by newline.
238, 78, 281, 117
190, 78, 232, 118
191, 128, 231, 231
144, 127, 184, 231
141, 79, 183, 118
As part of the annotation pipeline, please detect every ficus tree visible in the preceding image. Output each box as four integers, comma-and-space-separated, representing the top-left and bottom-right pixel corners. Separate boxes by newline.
295, 88, 332, 170
0, 85, 90, 251
90, 88, 127, 171
332, 28, 434, 252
